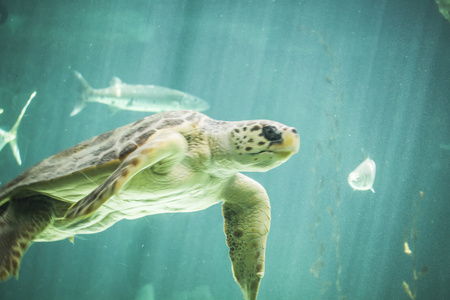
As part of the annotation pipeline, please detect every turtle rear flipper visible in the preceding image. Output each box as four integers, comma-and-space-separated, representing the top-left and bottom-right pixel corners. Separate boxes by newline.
0, 196, 53, 281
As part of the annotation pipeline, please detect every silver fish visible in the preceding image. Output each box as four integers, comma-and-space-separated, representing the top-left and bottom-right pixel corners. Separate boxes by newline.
348, 157, 376, 193
0, 91, 36, 165
70, 71, 210, 116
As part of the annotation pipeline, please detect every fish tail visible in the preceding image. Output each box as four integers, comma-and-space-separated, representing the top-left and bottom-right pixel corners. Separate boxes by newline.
0, 129, 21, 165
9, 139, 21, 165
6, 91, 36, 165
71, 71, 92, 116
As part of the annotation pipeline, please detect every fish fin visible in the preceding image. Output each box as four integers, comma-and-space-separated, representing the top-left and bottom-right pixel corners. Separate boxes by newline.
370, 187, 375, 193
110, 77, 122, 86
9, 139, 21, 165
10, 91, 36, 135
68, 236, 74, 244
71, 71, 92, 116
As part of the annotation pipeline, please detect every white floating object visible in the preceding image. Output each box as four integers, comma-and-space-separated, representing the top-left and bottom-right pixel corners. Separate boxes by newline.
348, 157, 376, 193
404, 241, 412, 255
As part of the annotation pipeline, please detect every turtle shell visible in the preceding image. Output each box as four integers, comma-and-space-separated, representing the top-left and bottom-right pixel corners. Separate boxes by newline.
0, 110, 203, 205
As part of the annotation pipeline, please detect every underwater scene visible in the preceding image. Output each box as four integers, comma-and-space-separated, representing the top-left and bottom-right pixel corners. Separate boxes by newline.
1, 0, 450, 299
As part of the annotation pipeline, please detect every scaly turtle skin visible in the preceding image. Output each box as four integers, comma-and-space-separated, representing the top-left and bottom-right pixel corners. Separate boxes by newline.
0, 110, 299, 300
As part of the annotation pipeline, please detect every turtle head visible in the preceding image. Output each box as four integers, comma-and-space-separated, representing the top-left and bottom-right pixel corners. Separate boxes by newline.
229, 120, 300, 172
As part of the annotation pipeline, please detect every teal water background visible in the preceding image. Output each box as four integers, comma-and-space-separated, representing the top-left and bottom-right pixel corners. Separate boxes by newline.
1, 0, 449, 299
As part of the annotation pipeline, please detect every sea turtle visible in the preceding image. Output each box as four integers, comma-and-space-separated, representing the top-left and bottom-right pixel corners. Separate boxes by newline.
0, 110, 299, 300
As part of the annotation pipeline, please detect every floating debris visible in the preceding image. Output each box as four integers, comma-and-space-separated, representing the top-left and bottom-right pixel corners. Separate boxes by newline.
404, 241, 412, 255
310, 257, 325, 278
402, 280, 415, 300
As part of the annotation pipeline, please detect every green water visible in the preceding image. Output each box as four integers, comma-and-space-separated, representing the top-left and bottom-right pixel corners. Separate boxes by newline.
1, 0, 449, 299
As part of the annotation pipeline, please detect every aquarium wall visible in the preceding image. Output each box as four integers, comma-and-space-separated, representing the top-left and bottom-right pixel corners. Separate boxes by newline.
1, 0, 449, 299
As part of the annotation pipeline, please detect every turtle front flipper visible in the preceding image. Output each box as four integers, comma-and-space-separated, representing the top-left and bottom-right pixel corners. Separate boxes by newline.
65, 130, 188, 220
0, 196, 53, 281
221, 173, 271, 300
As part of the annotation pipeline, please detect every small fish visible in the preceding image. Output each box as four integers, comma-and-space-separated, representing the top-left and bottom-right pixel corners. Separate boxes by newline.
70, 71, 210, 116
347, 157, 376, 193
0, 91, 36, 165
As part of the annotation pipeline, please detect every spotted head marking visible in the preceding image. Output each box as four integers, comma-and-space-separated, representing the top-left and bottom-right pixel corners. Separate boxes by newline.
230, 120, 299, 171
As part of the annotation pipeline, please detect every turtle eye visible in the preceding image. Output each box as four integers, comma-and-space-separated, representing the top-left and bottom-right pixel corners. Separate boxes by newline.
262, 125, 282, 141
